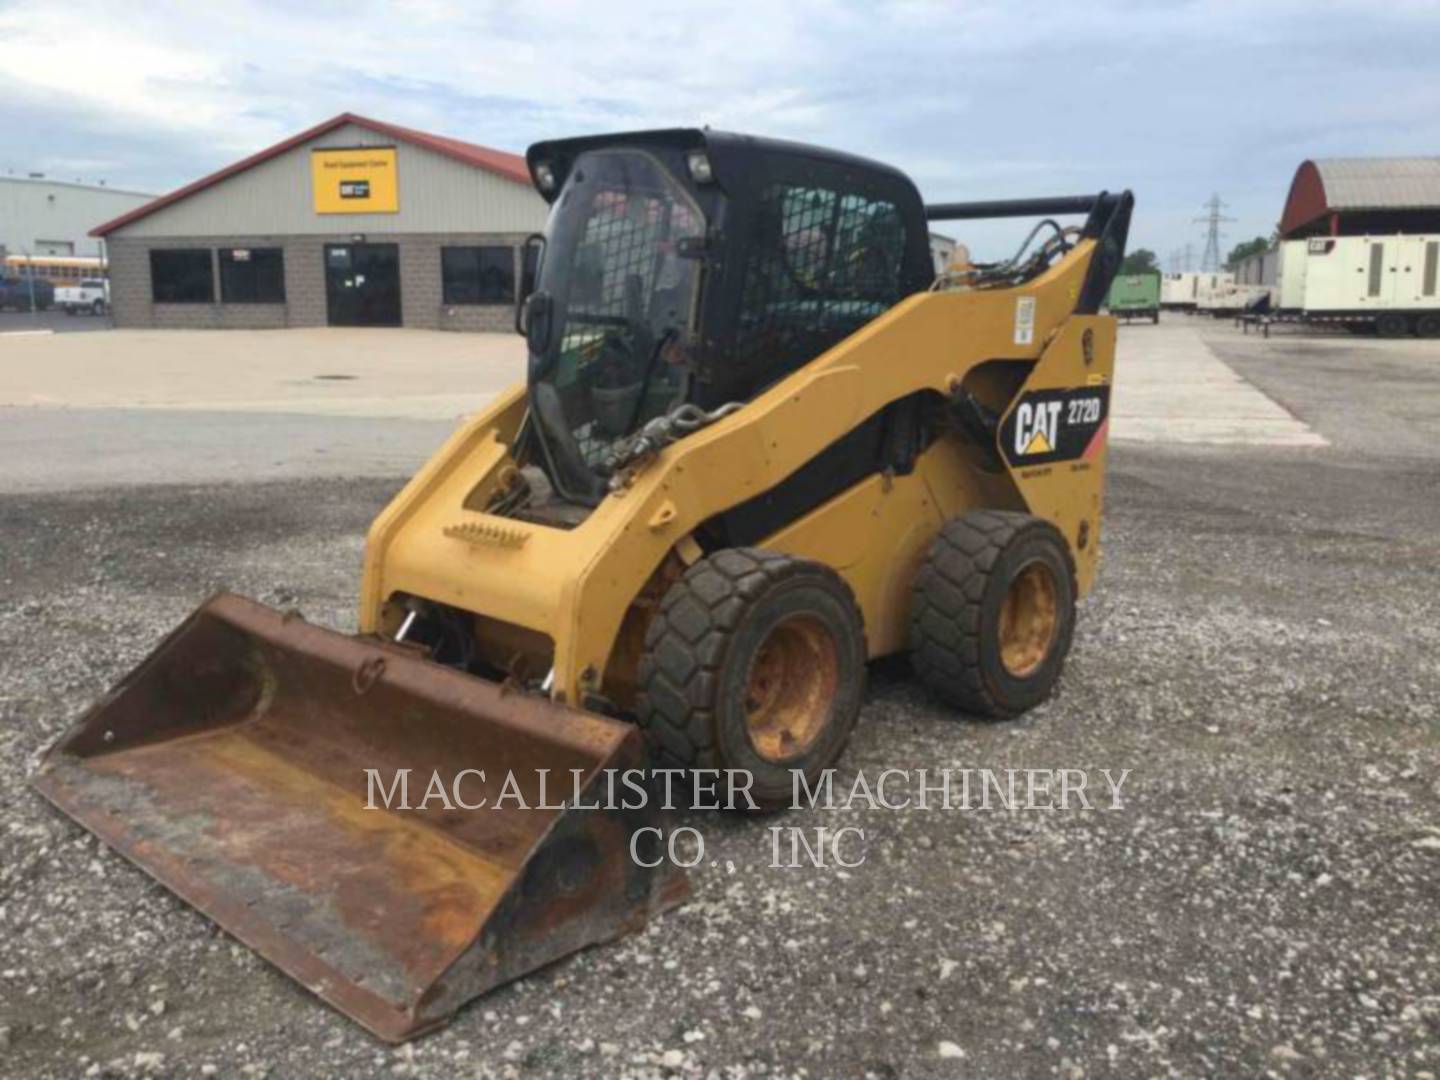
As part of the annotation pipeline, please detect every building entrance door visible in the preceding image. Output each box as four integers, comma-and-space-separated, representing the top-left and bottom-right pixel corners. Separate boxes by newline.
324, 243, 401, 326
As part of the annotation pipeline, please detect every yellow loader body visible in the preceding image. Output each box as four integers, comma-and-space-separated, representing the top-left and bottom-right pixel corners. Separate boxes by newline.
362, 244, 1114, 706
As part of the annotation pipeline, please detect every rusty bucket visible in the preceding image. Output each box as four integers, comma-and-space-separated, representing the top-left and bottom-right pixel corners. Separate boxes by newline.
31, 593, 689, 1041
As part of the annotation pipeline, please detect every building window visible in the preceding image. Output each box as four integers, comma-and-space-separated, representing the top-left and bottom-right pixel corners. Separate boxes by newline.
220, 248, 285, 303
151, 249, 213, 303
442, 246, 515, 304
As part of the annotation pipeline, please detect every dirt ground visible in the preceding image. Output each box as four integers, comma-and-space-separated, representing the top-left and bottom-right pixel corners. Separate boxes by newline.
1, 319, 1438, 1078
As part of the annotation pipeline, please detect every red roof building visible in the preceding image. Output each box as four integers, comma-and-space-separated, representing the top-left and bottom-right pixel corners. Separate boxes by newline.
1280, 158, 1440, 239
98, 113, 547, 331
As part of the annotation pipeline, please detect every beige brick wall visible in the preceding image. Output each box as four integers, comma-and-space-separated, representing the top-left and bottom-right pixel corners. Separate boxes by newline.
107, 232, 528, 332
407, 232, 530, 332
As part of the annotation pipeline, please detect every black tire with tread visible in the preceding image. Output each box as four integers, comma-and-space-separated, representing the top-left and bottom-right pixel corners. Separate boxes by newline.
909, 510, 1077, 718
635, 547, 866, 809
1377, 313, 1411, 338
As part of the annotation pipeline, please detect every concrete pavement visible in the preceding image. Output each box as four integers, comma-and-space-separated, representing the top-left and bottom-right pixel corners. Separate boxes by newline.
0, 321, 1328, 496
1108, 319, 1326, 447
0, 326, 524, 418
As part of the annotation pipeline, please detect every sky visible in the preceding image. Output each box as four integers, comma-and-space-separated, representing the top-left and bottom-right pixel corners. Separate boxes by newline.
2, 0, 1439, 264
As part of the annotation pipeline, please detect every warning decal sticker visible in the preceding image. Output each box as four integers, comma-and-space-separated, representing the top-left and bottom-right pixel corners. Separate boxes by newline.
1014, 296, 1036, 345
1000, 386, 1111, 468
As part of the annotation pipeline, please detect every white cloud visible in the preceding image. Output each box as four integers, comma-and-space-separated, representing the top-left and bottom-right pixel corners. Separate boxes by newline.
2, 0, 1438, 259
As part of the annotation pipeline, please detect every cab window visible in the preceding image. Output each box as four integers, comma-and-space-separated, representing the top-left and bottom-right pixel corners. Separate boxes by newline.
735, 181, 906, 383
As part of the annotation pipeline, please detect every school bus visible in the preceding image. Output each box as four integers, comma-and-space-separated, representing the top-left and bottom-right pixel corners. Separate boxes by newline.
3, 254, 107, 286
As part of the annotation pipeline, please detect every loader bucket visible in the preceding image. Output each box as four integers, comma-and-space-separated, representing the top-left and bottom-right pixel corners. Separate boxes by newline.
31, 593, 689, 1042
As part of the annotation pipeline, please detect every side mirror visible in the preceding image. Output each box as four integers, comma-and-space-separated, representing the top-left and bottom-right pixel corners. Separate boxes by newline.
524, 291, 554, 356
514, 233, 546, 335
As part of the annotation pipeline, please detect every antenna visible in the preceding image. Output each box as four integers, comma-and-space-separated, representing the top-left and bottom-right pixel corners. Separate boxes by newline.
1194, 194, 1234, 272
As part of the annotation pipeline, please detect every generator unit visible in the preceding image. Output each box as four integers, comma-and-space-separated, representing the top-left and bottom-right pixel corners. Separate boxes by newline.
1106, 271, 1160, 322
1198, 283, 1270, 316
1161, 271, 1234, 312
1275, 240, 1310, 314
1297, 234, 1440, 336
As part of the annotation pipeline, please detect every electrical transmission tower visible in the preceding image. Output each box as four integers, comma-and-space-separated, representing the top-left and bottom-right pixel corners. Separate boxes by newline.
1168, 244, 1195, 273
1194, 194, 1234, 272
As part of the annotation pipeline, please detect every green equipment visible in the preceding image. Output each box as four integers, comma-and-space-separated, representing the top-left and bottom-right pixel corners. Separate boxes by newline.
1106, 272, 1160, 323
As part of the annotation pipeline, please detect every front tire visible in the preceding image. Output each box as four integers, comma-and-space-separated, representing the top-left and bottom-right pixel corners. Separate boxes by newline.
636, 548, 866, 810
910, 511, 1077, 718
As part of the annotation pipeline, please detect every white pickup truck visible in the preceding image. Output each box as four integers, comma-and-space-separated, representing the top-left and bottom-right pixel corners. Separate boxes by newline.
56, 278, 110, 316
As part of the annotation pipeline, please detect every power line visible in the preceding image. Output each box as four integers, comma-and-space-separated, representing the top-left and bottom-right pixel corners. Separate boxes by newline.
1194, 194, 1235, 272
1167, 244, 1195, 273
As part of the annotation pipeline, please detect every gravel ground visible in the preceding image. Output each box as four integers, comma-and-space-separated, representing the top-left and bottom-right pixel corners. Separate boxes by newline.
2, 327, 1439, 1078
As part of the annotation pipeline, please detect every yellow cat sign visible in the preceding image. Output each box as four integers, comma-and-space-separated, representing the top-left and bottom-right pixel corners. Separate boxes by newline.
311, 147, 399, 214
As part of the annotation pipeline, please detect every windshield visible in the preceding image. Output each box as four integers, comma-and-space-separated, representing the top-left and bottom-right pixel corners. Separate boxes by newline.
529, 149, 705, 499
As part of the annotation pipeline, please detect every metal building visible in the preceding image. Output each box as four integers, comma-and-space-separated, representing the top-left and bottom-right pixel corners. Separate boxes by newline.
93, 113, 549, 331
1280, 157, 1440, 239
928, 231, 957, 273
0, 176, 154, 260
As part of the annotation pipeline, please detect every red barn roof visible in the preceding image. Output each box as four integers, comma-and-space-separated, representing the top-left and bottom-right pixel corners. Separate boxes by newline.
1280, 157, 1440, 237
91, 113, 532, 237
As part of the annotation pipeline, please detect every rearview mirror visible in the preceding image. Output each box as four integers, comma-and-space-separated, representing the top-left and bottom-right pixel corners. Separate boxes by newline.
514, 233, 546, 336
524, 291, 554, 355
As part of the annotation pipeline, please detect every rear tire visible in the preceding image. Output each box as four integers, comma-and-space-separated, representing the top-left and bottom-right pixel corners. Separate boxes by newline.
92, 299, 107, 316
636, 548, 866, 810
1377, 313, 1410, 338
910, 511, 1076, 718
1415, 314, 1440, 338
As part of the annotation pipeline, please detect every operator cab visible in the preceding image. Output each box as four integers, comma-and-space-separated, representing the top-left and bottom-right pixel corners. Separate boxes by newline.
519, 129, 935, 505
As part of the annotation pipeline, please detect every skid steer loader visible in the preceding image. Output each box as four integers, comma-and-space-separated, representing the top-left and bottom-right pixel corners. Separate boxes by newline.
33, 129, 1131, 1041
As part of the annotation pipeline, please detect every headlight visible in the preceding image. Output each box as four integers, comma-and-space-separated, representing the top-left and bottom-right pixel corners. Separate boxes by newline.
534, 161, 557, 193
686, 151, 713, 184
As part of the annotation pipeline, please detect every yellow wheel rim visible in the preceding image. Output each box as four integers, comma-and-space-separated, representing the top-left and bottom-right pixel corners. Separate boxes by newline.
998, 561, 1059, 678
743, 614, 837, 763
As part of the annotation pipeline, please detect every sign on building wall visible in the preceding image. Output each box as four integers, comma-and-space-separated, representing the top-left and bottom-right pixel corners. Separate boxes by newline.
311, 147, 399, 214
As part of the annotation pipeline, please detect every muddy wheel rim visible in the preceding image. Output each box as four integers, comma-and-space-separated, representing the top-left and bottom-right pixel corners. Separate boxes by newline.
743, 614, 838, 762
998, 561, 1059, 678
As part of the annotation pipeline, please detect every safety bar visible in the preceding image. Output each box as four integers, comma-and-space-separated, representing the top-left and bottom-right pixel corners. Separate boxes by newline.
924, 196, 1099, 221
